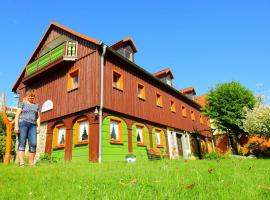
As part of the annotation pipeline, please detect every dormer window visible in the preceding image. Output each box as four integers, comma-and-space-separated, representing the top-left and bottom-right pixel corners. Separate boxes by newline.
116, 46, 134, 62
166, 76, 172, 86
111, 38, 138, 62
124, 46, 133, 61
153, 68, 174, 87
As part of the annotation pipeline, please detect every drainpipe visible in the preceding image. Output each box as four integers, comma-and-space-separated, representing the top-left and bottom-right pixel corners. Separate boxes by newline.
98, 44, 107, 163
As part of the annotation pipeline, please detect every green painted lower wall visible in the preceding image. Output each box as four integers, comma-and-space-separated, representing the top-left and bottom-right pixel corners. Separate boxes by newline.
52, 127, 65, 161
132, 123, 150, 160
102, 116, 128, 162
51, 122, 89, 162
72, 122, 89, 162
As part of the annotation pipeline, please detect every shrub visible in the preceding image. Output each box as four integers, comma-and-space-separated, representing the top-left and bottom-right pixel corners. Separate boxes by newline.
39, 154, 59, 163
204, 152, 225, 160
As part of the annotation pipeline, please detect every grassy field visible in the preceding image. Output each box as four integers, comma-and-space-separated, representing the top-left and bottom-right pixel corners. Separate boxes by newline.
0, 158, 270, 200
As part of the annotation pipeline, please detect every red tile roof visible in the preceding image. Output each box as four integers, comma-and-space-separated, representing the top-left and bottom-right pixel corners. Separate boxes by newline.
194, 95, 207, 107
111, 37, 138, 53
153, 68, 174, 79
179, 87, 196, 95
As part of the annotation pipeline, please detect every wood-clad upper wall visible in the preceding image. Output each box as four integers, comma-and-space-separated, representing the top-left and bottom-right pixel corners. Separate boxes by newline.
17, 27, 101, 122
16, 25, 210, 136
103, 54, 210, 135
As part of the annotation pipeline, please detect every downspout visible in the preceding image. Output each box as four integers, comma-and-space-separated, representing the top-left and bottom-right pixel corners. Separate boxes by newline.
98, 44, 107, 163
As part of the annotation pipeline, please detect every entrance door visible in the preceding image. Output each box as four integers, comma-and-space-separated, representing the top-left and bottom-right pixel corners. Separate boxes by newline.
167, 130, 179, 159
176, 134, 183, 158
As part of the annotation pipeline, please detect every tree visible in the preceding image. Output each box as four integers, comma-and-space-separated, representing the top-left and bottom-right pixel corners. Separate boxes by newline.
202, 81, 256, 154
242, 103, 270, 137
81, 126, 88, 140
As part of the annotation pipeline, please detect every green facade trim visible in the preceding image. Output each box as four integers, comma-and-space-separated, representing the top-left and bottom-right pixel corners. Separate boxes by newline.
52, 126, 65, 161
131, 123, 149, 160
72, 121, 89, 162
102, 116, 128, 161
152, 127, 167, 152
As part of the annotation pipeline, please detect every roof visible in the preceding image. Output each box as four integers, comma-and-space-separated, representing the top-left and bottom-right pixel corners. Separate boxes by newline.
12, 22, 102, 92
194, 95, 207, 107
111, 37, 138, 53
179, 87, 196, 95
153, 68, 174, 79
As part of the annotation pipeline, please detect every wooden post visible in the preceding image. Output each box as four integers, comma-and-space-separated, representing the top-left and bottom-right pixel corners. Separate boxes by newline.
1, 93, 14, 165
64, 118, 73, 161
88, 115, 102, 162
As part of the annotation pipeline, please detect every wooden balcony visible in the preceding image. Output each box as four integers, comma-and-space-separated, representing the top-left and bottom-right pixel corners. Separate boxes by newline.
26, 41, 78, 77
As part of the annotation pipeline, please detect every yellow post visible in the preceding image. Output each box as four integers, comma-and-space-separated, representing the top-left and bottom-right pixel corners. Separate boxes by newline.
1, 93, 14, 165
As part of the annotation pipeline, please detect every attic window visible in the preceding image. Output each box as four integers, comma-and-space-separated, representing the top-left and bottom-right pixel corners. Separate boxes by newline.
166, 76, 172, 86
170, 100, 176, 113
137, 83, 146, 100
156, 92, 163, 107
67, 68, 79, 91
124, 49, 131, 60
112, 70, 123, 91
182, 106, 187, 117
116, 46, 134, 62
200, 115, 204, 124
191, 111, 195, 121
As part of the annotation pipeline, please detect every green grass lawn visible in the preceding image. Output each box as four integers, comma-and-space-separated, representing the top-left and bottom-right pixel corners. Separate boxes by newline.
0, 158, 270, 200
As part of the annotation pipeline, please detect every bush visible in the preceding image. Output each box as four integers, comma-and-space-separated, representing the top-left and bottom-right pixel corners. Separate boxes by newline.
125, 153, 136, 159
39, 154, 59, 163
204, 152, 225, 160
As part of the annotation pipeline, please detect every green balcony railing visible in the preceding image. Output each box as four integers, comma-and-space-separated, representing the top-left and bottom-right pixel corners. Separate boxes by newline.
26, 41, 77, 76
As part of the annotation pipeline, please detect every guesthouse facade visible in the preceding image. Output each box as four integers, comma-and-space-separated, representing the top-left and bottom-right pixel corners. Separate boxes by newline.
12, 22, 214, 162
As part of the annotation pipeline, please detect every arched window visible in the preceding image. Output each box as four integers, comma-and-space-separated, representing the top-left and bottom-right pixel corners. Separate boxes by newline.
109, 118, 123, 144
75, 118, 89, 145
136, 124, 146, 146
154, 128, 164, 148
53, 124, 66, 149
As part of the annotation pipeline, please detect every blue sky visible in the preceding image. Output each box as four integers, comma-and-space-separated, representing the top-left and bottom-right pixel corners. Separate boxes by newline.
1, 0, 270, 107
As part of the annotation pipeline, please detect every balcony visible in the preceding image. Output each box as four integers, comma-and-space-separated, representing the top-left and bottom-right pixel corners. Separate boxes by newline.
26, 41, 78, 76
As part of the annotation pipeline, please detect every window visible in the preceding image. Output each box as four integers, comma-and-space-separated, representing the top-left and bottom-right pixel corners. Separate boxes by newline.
166, 76, 172, 86
76, 119, 89, 144
155, 129, 163, 147
137, 83, 146, 100
191, 111, 195, 121
124, 46, 134, 61
156, 92, 163, 107
54, 124, 66, 148
110, 119, 123, 144
200, 115, 204, 124
112, 70, 123, 90
182, 106, 187, 117
67, 68, 79, 91
136, 125, 146, 146
207, 118, 211, 127
170, 100, 176, 112
124, 49, 131, 60
67, 41, 77, 57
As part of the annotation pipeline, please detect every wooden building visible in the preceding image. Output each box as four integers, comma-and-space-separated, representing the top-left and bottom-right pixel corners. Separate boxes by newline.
12, 22, 214, 162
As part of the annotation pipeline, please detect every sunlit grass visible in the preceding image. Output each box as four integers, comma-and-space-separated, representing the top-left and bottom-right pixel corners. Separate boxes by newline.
0, 159, 270, 199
